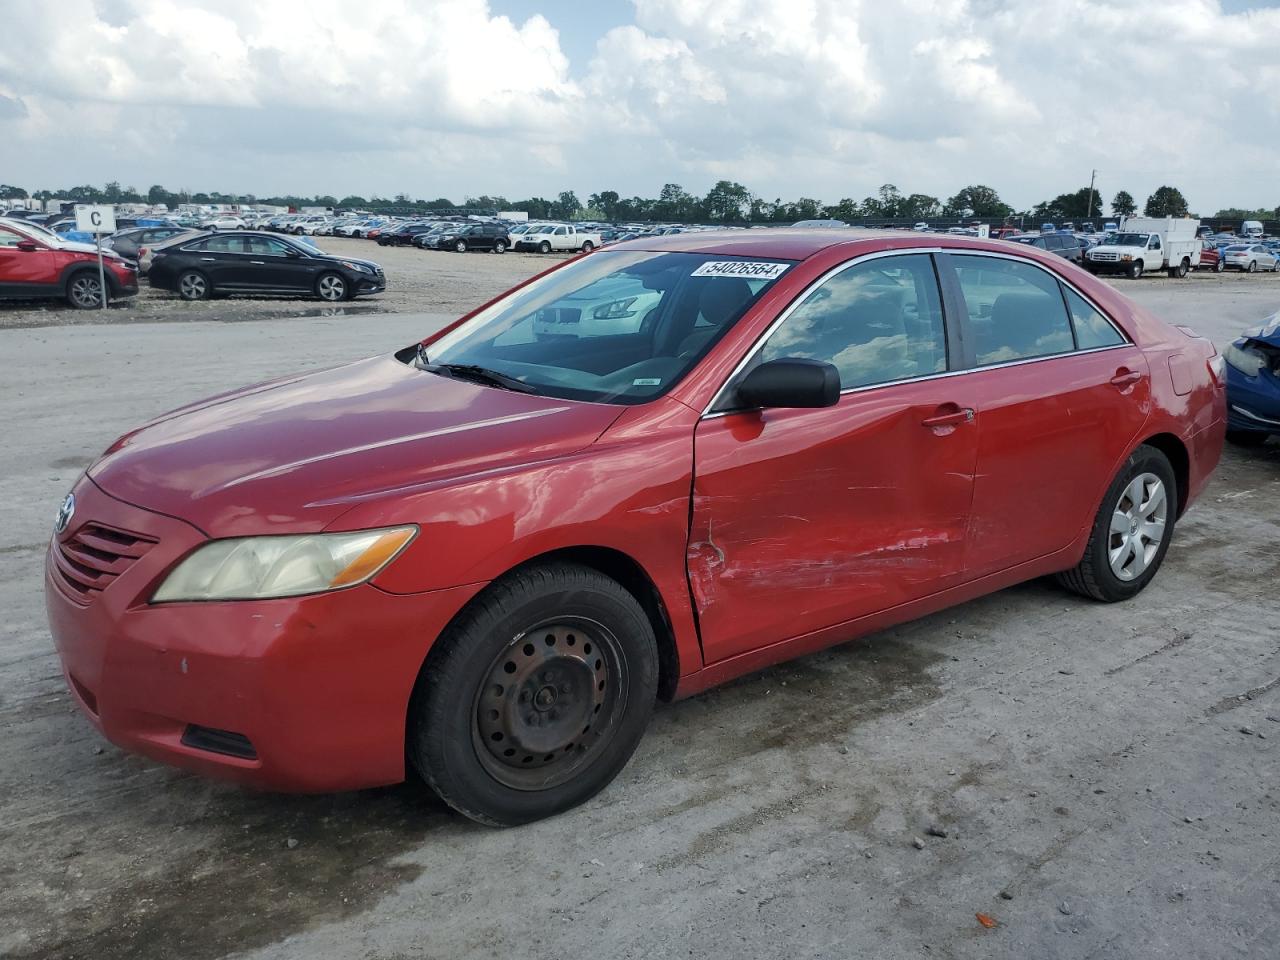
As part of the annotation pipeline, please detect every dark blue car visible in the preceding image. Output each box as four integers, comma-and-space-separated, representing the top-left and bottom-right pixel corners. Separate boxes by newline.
1225, 313, 1280, 446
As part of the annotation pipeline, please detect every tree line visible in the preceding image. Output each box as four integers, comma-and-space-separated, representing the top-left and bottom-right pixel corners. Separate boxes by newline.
1, 180, 1275, 225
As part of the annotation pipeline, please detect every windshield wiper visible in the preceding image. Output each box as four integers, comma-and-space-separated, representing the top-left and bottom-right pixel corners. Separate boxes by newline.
419, 355, 537, 394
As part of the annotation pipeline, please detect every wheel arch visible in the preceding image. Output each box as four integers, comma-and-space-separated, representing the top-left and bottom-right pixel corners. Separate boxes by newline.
1137, 432, 1190, 517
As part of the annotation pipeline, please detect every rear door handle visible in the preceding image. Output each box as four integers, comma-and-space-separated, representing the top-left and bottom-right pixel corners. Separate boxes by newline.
922, 406, 975, 429
1109, 369, 1143, 387
250, 260, 265, 265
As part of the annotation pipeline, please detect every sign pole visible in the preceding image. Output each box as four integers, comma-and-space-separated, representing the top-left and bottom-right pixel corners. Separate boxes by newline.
96, 233, 107, 310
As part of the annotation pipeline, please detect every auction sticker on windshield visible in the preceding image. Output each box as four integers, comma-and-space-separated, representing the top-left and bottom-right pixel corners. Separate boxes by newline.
691, 261, 790, 280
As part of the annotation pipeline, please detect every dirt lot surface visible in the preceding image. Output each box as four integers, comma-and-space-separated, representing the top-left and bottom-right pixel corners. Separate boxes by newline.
2, 250, 1279, 960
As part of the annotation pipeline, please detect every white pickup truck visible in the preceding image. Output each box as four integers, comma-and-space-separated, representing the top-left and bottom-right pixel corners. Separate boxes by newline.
514, 223, 602, 253
1084, 217, 1201, 279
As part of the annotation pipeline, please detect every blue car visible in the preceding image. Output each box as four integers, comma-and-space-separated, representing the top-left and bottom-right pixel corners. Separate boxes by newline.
1225, 313, 1280, 446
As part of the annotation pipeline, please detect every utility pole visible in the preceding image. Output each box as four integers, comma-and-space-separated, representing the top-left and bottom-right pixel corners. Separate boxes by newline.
1086, 169, 1097, 220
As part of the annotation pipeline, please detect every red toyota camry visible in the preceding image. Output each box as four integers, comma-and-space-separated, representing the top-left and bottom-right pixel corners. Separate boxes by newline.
46, 230, 1225, 825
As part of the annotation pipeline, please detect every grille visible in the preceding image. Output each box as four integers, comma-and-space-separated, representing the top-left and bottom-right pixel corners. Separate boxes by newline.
52, 522, 157, 605
1091, 252, 1118, 262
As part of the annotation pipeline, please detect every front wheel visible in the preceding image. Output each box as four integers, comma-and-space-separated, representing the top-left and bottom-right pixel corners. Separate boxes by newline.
177, 270, 210, 301
493, 240, 506, 254
539, 240, 552, 254
1247, 260, 1256, 273
408, 563, 659, 826
315, 272, 348, 301
1215, 258, 1224, 273
1055, 445, 1176, 602
1128, 260, 1143, 279
454, 240, 468, 253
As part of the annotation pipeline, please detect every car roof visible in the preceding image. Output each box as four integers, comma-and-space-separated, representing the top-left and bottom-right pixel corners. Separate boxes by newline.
607, 227, 1038, 261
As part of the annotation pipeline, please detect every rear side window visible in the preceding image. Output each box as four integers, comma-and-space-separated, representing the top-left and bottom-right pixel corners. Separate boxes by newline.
758, 253, 947, 389
952, 256, 1074, 365
1063, 288, 1125, 349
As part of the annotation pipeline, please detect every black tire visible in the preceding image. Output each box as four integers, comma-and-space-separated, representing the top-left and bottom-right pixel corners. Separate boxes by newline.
539, 240, 552, 254
1226, 430, 1268, 448
1215, 258, 1224, 273
1055, 445, 1177, 602
454, 239, 468, 253
1128, 260, 1143, 279
1247, 260, 1256, 273
65, 271, 104, 309
493, 240, 506, 254
1166, 267, 1178, 278
1177, 258, 1189, 277
315, 271, 348, 302
581, 241, 595, 253
408, 562, 659, 826
177, 270, 211, 301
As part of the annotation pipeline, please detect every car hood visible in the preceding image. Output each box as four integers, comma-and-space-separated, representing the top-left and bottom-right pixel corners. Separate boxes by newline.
88, 354, 623, 537
1240, 312, 1280, 348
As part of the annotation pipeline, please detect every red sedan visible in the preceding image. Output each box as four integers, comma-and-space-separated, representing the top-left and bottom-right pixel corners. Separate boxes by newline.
46, 231, 1225, 824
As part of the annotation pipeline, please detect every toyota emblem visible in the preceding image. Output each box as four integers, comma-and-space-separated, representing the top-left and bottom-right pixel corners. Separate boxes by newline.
54, 493, 75, 535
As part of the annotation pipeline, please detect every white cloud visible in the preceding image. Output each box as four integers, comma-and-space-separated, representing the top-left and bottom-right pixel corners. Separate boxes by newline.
0, 0, 1277, 211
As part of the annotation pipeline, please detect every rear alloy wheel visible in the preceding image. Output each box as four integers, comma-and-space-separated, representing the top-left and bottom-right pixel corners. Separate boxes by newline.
493, 240, 506, 254
408, 562, 658, 826
1056, 445, 1176, 602
1247, 260, 1256, 273
454, 239, 468, 253
316, 272, 347, 301
539, 240, 552, 254
1215, 258, 1224, 273
67, 273, 104, 309
1128, 260, 1143, 279
581, 241, 595, 253
177, 270, 210, 301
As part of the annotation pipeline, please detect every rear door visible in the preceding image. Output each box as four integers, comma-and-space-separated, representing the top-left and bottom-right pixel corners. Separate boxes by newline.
184, 234, 245, 288
689, 252, 979, 663
942, 252, 1150, 578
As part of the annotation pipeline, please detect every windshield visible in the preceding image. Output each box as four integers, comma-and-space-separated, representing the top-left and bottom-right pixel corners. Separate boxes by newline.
1111, 233, 1150, 246
7, 219, 59, 242
422, 251, 794, 405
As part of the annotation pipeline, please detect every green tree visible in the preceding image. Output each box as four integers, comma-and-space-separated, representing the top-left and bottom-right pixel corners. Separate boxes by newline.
704, 180, 751, 222
1111, 190, 1137, 217
944, 185, 1011, 218
551, 190, 581, 219
1144, 186, 1188, 217
338, 195, 368, 208
511, 197, 553, 219
589, 190, 621, 219
902, 193, 942, 220
0, 184, 28, 199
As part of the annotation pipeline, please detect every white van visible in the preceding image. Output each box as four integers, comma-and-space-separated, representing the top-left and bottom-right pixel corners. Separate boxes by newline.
1242, 220, 1264, 239
1085, 217, 1202, 278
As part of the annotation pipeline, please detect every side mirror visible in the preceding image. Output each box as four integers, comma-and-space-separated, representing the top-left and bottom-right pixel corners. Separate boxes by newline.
735, 358, 840, 410
16, 239, 39, 252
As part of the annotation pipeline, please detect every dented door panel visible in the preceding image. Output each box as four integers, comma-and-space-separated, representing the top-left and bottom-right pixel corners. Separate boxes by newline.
689, 380, 979, 664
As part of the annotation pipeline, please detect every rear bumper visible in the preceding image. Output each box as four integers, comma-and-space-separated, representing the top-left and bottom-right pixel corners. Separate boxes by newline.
45, 476, 482, 792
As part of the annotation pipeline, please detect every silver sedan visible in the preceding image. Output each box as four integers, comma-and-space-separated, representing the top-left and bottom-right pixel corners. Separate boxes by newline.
1223, 243, 1279, 273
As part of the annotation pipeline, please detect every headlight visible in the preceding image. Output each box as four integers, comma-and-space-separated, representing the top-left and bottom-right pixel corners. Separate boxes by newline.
340, 260, 373, 274
593, 297, 638, 320
1223, 342, 1266, 377
152, 526, 416, 602
1120, 254, 1132, 261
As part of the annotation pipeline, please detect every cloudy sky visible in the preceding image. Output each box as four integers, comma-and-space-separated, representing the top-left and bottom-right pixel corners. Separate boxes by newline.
1, 0, 1278, 212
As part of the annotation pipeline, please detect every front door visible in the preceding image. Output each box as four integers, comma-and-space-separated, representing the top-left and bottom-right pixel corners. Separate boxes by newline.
245, 236, 313, 291
688, 253, 978, 664
944, 253, 1151, 577
0, 227, 57, 293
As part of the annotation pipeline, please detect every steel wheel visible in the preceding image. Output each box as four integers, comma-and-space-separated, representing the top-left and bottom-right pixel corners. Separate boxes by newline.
68, 274, 102, 309
1108, 472, 1167, 581
178, 271, 208, 301
316, 273, 346, 301
473, 618, 625, 791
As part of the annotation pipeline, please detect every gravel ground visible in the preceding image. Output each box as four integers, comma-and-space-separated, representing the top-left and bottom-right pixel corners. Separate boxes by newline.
1, 256, 1278, 960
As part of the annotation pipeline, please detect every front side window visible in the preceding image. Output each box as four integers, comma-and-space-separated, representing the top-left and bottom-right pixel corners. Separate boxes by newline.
952, 256, 1074, 365
423, 251, 792, 405
756, 254, 947, 390
246, 236, 290, 256
0, 227, 24, 248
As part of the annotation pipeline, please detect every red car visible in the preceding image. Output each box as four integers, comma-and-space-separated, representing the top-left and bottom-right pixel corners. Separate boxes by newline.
1197, 239, 1225, 273
46, 231, 1225, 824
0, 218, 139, 308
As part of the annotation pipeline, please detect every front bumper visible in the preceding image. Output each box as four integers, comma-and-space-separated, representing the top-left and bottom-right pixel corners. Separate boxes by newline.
45, 475, 482, 792
1226, 365, 1280, 435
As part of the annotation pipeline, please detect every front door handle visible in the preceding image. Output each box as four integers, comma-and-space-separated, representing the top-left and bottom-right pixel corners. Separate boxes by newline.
1109, 368, 1143, 387
250, 260, 265, 265
922, 405, 975, 429
200, 257, 215, 262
